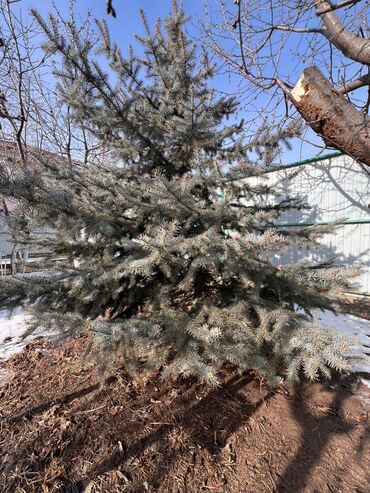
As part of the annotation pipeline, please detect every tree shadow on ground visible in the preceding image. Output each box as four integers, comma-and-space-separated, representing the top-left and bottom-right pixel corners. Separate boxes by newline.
2, 369, 368, 493
275, 377, 364, 492
63, 375, 367, 493
8, 374, 120, 424
85, 374, 273, 490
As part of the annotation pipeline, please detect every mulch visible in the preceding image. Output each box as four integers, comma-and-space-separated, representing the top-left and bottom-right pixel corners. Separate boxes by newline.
0, 333, 369, 493
334, 294, 370, 321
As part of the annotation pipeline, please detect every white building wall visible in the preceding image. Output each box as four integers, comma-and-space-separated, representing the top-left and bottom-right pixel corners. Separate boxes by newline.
261, 153, 370, 293
0, 217, 13, 256
0, 212, 49, 270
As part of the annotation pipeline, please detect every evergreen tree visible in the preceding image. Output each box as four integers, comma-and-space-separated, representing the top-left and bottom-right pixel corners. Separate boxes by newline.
0, 2, 360, 384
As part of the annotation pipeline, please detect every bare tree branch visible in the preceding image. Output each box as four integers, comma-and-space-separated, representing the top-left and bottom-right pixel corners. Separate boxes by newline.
337, 72, 370, 93
270, 24, 326, 35
206, 0, 370, 166
316, 0, 362, 15
315, 0, 370, 64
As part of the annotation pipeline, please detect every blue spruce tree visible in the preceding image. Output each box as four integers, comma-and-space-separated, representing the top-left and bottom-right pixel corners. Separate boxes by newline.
0, 2, 359, 384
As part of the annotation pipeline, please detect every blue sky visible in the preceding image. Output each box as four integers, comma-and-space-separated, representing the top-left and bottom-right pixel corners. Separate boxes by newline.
19, 0, 207, 55
7, 0, 327, 165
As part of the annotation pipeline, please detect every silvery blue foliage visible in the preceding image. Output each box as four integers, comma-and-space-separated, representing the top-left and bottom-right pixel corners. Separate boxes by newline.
0, 2, 360, 384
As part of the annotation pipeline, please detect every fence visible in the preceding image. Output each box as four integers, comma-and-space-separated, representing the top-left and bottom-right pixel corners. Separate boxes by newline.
260, 153, 370, 294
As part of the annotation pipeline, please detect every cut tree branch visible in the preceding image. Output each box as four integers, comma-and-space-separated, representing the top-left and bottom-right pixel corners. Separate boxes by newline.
289, 66, 370, 167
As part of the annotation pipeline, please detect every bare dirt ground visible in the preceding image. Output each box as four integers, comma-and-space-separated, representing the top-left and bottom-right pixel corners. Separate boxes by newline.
335, 295, 370, 322
0, 334, 369, 493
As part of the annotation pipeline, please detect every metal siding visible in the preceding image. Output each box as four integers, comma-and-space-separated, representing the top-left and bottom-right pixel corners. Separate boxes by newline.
0, 213, 12, 256
266, 155, 370, 293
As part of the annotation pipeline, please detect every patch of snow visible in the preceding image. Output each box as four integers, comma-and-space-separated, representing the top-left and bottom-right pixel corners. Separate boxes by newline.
311, 309, 370, 388
0, 308, 46, 361
0, 308, 30, 360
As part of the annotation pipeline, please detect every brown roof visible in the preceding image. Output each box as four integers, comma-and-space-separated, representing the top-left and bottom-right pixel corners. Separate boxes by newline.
0, 139, 82, 169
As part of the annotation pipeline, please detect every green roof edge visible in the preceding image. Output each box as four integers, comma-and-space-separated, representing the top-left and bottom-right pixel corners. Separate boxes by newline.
273, 219, 370, 228
266, 151, 344, 173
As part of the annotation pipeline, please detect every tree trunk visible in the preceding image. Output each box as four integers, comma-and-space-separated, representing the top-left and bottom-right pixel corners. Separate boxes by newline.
289, 67, 370, 167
